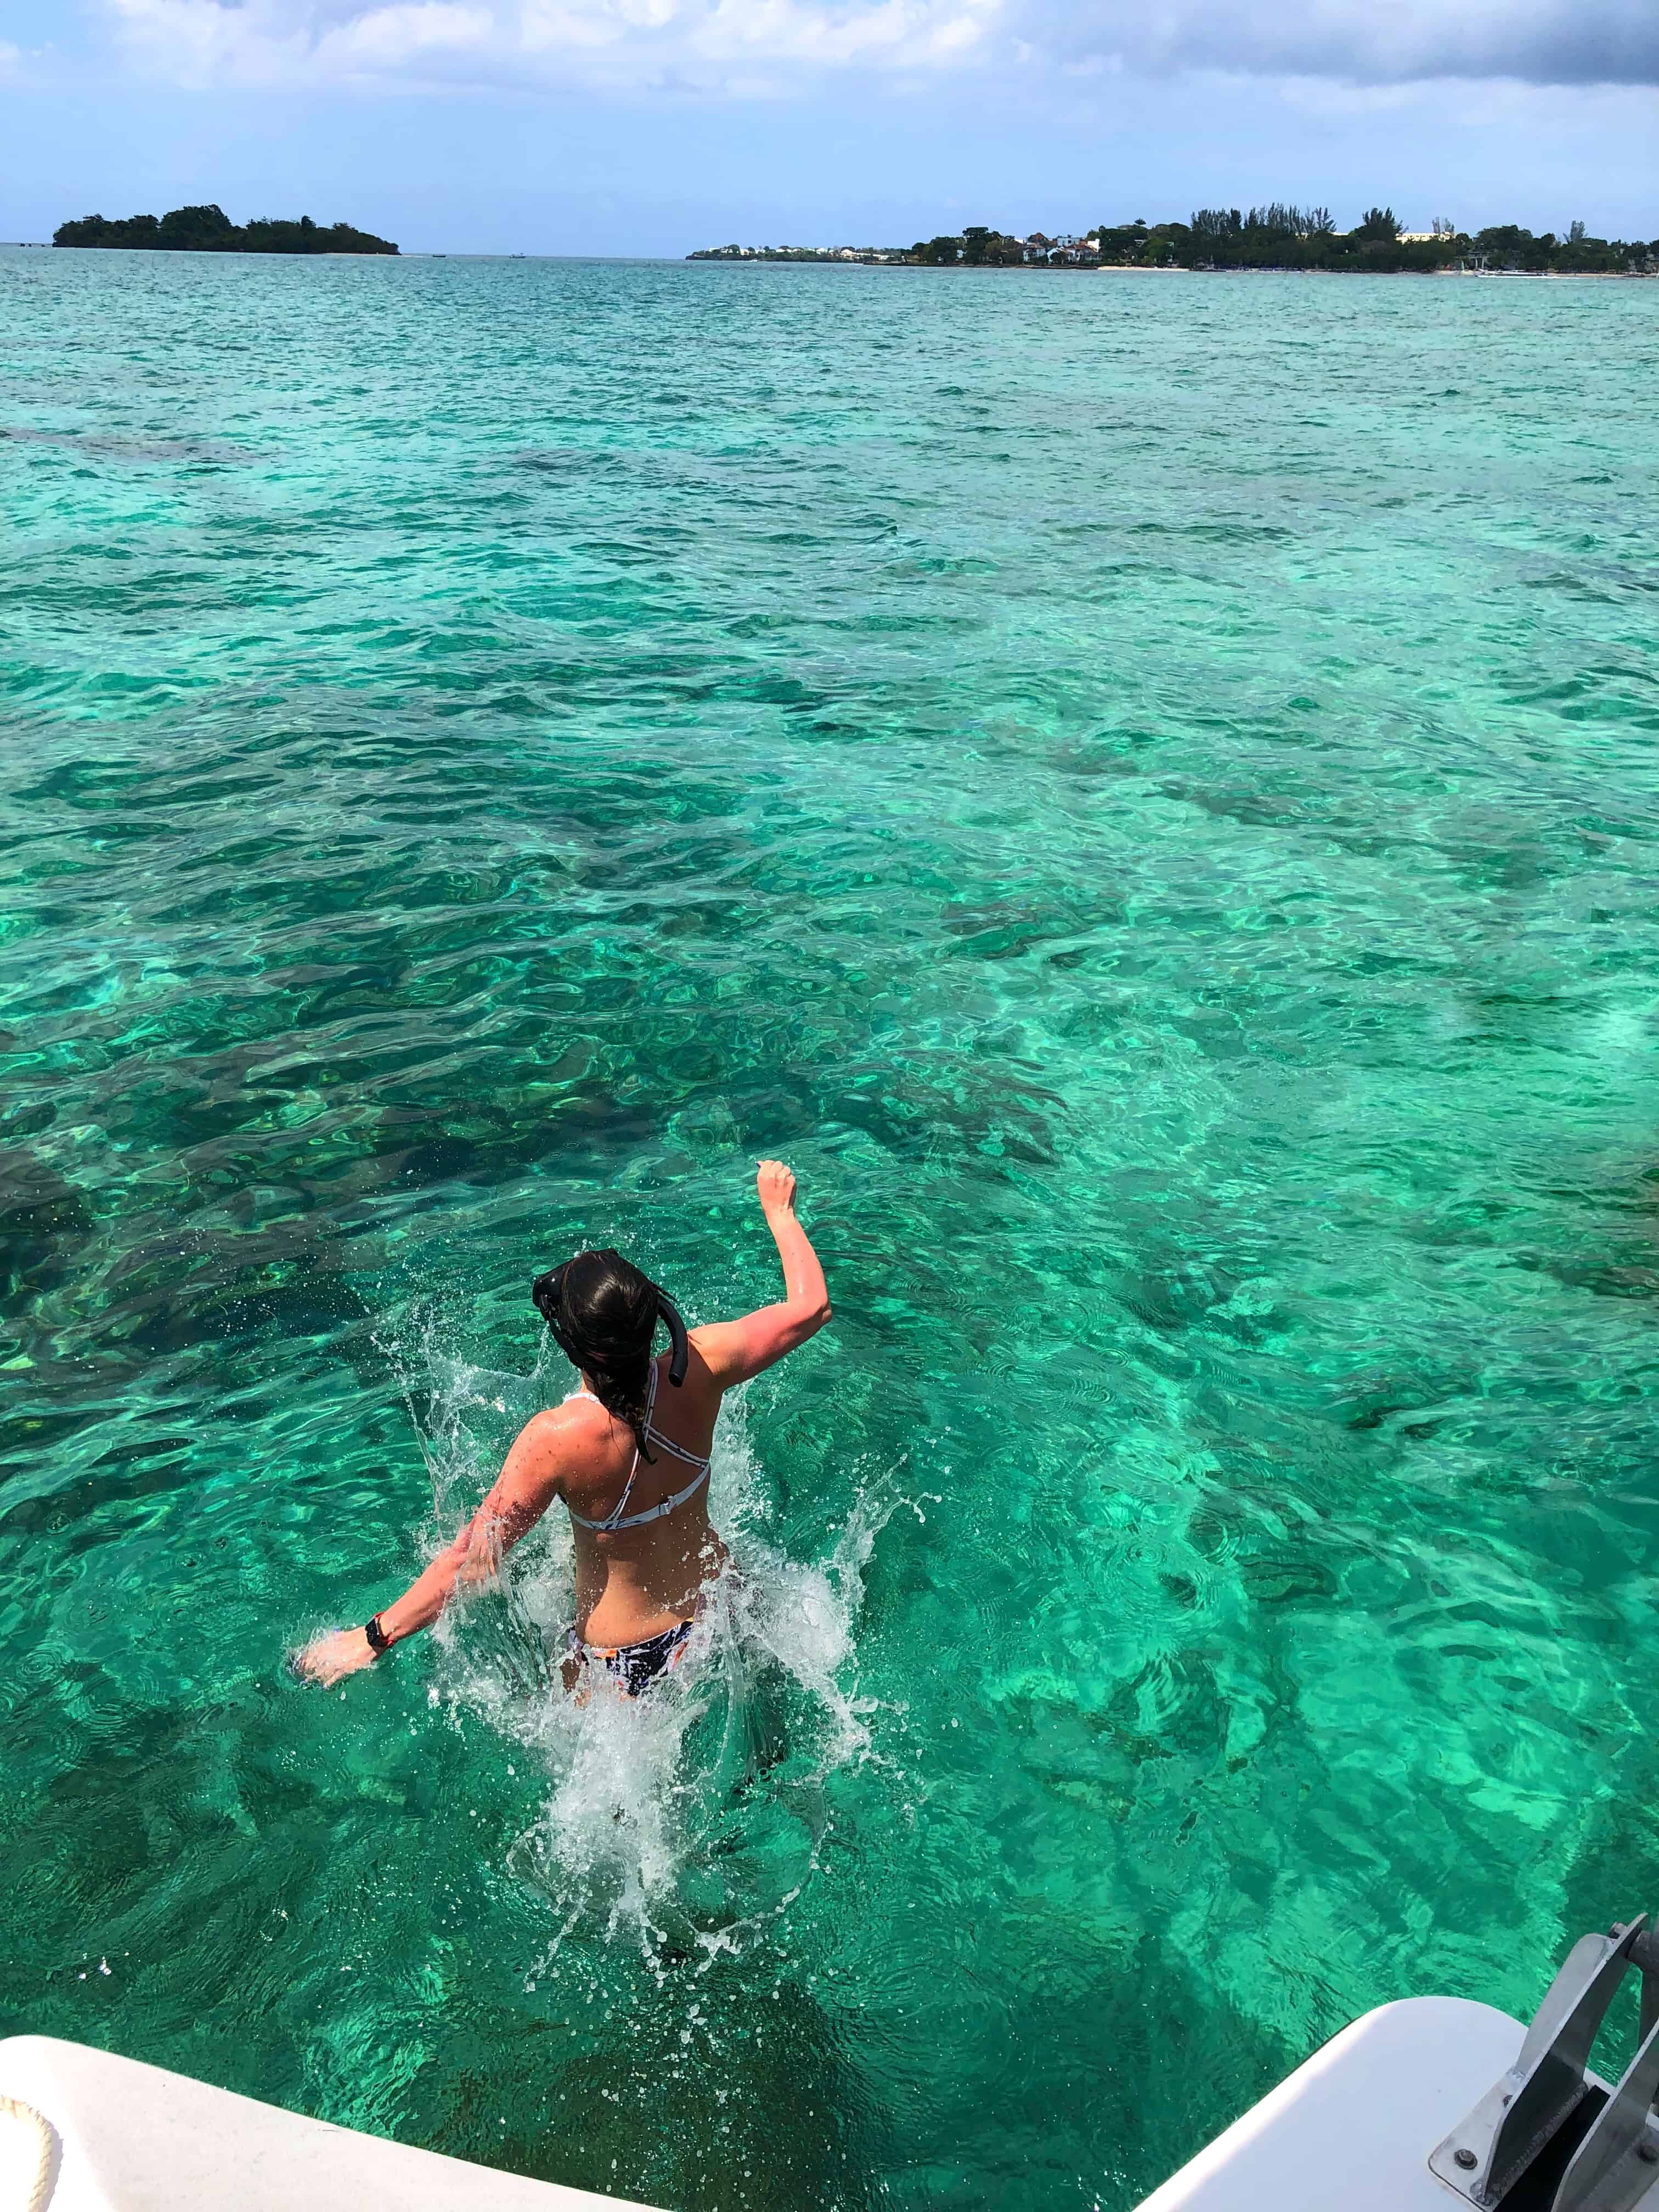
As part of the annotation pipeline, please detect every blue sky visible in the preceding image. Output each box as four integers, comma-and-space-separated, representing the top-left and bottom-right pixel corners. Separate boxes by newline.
1, 0, 1655, 253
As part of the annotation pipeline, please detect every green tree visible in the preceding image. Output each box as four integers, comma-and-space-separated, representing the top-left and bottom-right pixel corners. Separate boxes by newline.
1190, 208, 1243, 244
156, 204, 236, 249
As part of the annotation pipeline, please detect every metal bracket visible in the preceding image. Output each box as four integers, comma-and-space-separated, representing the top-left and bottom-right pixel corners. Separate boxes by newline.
1429, 1918, 1650, 2208
1632, 1929, 1659, 2052
1553, 2011, 1659, 2212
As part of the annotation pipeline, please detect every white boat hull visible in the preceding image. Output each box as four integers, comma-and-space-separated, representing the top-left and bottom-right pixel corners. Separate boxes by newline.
0, 2035, 665, 2212
1134, 1996, 1527, 2210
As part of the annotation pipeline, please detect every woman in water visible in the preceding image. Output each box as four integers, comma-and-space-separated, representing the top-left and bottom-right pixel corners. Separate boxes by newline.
297, 1161, 830, 1695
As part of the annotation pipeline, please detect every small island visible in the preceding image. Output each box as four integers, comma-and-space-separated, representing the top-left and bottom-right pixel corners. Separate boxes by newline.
54, 204, 398, 256
691, 206, 1658, 276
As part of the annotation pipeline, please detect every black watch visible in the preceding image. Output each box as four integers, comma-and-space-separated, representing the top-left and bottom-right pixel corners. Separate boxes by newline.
364, 1614, 391, 1655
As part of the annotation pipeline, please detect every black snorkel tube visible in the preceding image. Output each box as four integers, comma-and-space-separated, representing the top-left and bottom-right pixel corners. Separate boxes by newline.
531, 1254, 689, 1387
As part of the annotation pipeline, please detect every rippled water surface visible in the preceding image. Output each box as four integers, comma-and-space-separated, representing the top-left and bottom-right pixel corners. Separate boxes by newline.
3, 247, 1658, 2208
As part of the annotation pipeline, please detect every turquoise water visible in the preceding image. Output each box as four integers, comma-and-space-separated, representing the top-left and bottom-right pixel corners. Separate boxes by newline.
3, 247, 1658, 2208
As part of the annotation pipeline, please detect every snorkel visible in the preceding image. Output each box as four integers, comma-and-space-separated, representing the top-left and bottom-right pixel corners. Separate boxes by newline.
533, 1256, 690, 1389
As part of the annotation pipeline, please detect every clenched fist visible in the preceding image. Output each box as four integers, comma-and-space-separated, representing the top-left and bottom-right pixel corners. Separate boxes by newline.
755, 1159, 796, 1216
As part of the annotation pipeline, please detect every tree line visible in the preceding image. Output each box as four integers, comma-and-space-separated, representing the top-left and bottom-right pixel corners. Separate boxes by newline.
907, 207, 1654, 273
695, 208, 1655, 274
53, 204, 398, 256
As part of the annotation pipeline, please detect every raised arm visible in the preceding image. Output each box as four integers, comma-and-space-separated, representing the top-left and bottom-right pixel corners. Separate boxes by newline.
693, 1161, 832, 1387
295, 1406, 574, 1686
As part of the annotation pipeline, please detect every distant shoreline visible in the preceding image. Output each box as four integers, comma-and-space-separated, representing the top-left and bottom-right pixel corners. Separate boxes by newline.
40, 247, 400, 259
691, 213, 1658, 277
689, 258, 1657, 281
53, 204, 398, 256
6, 239, 1651, 279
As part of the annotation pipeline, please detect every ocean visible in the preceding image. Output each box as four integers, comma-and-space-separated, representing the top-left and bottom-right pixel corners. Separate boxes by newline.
2, 246, 1657, 2209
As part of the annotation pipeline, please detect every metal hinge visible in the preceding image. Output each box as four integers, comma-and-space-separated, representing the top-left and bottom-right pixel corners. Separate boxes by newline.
1430, 1917, 1659, 2211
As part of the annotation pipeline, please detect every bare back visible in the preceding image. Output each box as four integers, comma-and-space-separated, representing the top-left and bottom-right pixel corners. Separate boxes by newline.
558, 1338, 730, 1645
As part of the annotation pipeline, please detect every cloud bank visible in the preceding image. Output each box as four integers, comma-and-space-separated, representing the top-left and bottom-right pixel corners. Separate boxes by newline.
100, 0, 1659, 93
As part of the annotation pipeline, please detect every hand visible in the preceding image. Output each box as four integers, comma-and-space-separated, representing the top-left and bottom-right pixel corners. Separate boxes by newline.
295, 1626, 378, 1686
755, 1159, 796, 1217
458, 1514, 504, 1589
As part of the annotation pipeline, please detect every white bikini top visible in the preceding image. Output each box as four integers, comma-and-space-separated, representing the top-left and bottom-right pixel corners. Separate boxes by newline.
563, 1363, 712, 1533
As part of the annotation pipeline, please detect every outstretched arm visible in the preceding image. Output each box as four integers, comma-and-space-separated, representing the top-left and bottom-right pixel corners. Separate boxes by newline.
693, 1161, 832, 1387
295, 1408, 572, 1686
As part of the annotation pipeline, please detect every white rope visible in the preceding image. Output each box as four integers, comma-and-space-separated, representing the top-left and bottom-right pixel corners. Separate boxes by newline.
0, 2095, 60, 2212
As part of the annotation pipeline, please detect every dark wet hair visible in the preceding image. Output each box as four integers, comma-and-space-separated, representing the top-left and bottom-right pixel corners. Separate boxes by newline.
531, 1249, 687, 1462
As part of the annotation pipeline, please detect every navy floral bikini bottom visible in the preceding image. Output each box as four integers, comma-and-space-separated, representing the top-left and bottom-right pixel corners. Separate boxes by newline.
564, 1616, 695, 1697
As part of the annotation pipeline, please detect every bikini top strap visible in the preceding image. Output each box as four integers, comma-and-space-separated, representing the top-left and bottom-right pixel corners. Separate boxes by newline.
637, 1358, 714, 1474
594, 1362, 658, 1532
566, 1361, 719, 1532
641, 1425, 712, 1474
566, 1456, 710, 1533
610, 1462, 710, 1530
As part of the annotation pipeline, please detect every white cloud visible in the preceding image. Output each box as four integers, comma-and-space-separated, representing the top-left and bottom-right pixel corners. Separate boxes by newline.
105, 2, 495, 86
99, 0, 1659, 92
334, 4, 495, 61
1070, 0, 1659, 88
104, 0, 1002, 87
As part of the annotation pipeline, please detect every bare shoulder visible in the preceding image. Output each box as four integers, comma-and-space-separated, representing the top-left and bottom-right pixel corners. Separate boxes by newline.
517, 1398, 607, 1462
681, 1329, 736, 1393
